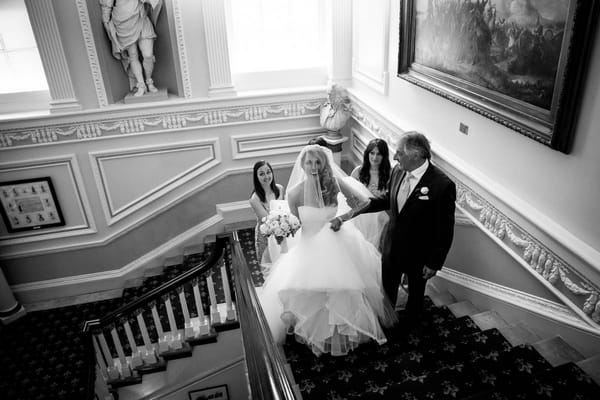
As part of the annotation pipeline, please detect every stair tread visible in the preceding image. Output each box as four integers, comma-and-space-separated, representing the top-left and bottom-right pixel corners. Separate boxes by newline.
471, 310, 509, 331
576, 354, 600, 386
427, 290, 456, 307
532, 336, 585, 366
182, 243, 204, 256
447, 299, 480, 317
497, 322, 541, 346
163, 254, 184, 267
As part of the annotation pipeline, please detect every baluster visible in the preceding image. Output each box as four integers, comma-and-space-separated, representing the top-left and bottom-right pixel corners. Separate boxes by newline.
151, 301, 169, 353
94, 363, 113, 400
110, 324, 132, 377
220, 263, 236, 321
164, 294, 183, 349
122, 317, 142, 368
136, 309, 158, 364
178, 286, 195, 339
97, 332, 120, 380
92, 335, 109, 380
192, 278, 210, 335
206, 275, 222, 324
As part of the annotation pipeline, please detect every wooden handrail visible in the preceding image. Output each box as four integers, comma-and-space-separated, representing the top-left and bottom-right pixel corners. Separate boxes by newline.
84, 236, 228, 331
229, 231, 298, 400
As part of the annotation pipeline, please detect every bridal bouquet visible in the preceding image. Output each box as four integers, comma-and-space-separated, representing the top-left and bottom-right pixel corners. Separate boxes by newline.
259, 209, 301, 244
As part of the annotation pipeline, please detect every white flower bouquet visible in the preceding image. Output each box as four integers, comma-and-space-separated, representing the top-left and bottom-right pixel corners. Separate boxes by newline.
259, 209, 301, 245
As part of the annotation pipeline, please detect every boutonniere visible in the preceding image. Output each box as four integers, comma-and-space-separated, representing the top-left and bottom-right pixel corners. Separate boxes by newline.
416, 186, 429, 200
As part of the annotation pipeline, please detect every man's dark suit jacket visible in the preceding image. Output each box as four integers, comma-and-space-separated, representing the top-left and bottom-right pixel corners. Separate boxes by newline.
365, 162, 456, 304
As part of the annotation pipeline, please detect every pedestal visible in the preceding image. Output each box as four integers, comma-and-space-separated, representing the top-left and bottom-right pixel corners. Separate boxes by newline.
321, 133, 348, 166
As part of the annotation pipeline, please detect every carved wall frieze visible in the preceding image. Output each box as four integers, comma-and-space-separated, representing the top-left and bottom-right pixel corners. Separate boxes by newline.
455, 182, 600, 325
0, 99, 322, 149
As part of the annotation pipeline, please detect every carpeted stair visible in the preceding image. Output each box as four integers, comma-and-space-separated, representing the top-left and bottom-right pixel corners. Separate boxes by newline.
0, 237, 223, 400
282, 292, 600, 400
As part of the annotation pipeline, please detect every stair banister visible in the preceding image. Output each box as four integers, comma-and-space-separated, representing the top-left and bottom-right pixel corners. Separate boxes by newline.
94, 237, 227, 328
230, 231, 299, 399
82, 236, 228, 400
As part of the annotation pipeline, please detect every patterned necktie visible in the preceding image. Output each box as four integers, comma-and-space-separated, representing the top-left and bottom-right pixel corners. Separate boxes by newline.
396, 172, 413, 212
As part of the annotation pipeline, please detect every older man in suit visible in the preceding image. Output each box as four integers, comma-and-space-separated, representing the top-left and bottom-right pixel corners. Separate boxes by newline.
332, 131, 456, 321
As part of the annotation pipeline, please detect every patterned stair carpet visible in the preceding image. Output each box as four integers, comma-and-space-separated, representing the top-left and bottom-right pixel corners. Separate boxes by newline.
0, 243, 227, 400
285, 298, 600, 400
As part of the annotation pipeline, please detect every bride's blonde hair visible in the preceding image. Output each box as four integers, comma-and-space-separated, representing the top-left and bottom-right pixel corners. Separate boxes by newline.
302, 146, 339, 206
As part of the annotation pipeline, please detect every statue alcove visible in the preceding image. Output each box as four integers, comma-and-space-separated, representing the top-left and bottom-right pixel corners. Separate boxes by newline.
86, 0, 183, 105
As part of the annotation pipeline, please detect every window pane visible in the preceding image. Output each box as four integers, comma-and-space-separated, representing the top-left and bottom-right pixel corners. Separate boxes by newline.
229, 0, 325, 73
0, 0, 48, 94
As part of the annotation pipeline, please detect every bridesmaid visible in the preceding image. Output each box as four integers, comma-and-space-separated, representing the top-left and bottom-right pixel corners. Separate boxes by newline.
249, 160, 284, 265
350, 138, 391, 249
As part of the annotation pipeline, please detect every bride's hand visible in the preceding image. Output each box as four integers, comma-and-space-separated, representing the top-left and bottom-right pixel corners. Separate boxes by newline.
330, 217, 343, 232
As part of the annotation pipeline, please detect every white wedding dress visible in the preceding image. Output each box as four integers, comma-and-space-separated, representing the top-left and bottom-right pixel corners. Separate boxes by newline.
259, 203, 397, 356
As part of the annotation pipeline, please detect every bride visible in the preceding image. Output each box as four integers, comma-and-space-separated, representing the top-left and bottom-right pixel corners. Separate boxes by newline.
258, 144, 397, 356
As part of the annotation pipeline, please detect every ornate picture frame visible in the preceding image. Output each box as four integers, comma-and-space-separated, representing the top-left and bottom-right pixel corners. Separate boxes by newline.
0, 177, 65, 233
398, 0, 598, 153
188, 384, 229, 400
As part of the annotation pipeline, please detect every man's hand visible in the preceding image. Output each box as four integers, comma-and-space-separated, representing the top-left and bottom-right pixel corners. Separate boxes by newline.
330, 217, 343, 232
422, 266, 437, 280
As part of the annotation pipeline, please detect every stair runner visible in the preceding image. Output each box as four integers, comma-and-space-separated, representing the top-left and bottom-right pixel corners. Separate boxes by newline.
282, 296, 599, 399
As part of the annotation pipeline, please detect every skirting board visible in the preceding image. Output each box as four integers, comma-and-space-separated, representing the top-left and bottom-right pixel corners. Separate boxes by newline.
12, 200, 256, 310
431, 269, 600, 356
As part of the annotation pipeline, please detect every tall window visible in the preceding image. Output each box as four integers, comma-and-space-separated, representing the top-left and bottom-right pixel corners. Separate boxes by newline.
228, 0, 326, 89
0, 0, 48, 94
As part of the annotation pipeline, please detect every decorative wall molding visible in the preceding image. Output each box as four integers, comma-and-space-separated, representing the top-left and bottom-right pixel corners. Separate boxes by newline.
0, 155, 96, 244
171, 0, 192, 99
0, 161, 287, 259
231, 127, 324, 159
454, 181, 600, 326
437, 268, 598, 334
349, 96, 600, 328
349, 125, 376, 161
76, 0, 108, 108
90, 139, 220, 225
0, 98, 323, 149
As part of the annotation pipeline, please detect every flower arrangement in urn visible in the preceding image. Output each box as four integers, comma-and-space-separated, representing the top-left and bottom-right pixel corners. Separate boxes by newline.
259, 209, 301, 245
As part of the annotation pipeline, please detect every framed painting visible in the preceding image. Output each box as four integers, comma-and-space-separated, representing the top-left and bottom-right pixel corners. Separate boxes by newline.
0, 177, 65, 233
189, 384, 229, 400
398, 0, 598, 153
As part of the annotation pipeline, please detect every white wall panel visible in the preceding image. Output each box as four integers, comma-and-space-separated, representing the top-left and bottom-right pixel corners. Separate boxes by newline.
231, 127, 323, 160
90, 139, 220, 224
352, 0, 390, 94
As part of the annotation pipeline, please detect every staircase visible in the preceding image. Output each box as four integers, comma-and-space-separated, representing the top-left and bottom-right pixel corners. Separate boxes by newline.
84, 234, 241, 400
280, 284, 600, 400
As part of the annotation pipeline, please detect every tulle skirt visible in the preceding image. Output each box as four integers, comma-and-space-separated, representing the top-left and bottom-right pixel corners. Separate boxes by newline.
258, 215, 397, 356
